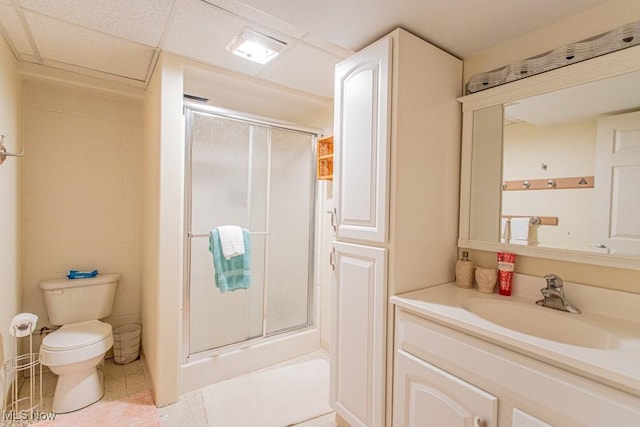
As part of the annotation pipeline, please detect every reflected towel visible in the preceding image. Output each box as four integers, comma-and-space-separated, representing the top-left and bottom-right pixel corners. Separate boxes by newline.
510, 217, 530, 243
209, 228, 251, 293
217, 225, 245, 260
501, 218, 510, 242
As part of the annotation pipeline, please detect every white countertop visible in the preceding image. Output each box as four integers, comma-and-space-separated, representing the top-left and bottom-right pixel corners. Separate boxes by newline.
390, 274, 640, 398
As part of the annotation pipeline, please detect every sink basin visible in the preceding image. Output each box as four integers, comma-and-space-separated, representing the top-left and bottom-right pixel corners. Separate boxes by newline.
463, 299, 621, 349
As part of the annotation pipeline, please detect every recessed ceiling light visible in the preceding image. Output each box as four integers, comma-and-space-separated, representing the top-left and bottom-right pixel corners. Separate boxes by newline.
226, 28, 287, 65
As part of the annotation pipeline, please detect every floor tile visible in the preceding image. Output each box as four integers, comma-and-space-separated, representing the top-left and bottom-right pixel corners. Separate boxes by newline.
17, 353, 335, 426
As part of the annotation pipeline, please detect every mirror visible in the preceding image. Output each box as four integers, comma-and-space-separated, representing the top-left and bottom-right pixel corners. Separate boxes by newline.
460, 47, 640, 270
501, 70, 640, 254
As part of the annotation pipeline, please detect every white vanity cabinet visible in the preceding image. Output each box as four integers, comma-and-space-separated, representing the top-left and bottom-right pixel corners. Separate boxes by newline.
392, 302, 640, 427
394, 349, 497, 426
331, 27, 462, 427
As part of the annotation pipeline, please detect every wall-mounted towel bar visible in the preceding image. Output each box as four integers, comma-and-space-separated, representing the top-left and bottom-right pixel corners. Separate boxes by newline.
502, 176, 594, 191
502, 215, 558, 226
0, 135, 24, 165
188, 231, 269, 238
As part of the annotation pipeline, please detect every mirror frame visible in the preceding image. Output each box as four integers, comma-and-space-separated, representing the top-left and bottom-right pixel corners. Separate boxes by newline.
458, 44, 640, 271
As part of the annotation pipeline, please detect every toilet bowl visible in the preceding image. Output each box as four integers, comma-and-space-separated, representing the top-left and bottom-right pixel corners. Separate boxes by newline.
41, 320, 113, 413
39, 273, 120, 413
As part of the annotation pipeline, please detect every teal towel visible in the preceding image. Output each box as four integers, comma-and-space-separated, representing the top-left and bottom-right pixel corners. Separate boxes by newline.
209, 228, 251, 293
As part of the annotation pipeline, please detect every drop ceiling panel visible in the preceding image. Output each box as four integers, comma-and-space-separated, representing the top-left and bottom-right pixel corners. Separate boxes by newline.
163, 0, 274, 76
0, 4, 35, 56
301, 33, 354, 59
26, 12, 155, 81
41, 58, 147, 88
258, 42, 338, 98
202, 0, 307, 40
18, 0, 174, 46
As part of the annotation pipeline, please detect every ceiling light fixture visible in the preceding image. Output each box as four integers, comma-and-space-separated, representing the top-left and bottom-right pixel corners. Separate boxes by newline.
226, 28, 287, 65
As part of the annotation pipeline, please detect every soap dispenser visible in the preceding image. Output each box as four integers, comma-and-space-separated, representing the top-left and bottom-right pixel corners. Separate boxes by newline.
455, 251, 474, 288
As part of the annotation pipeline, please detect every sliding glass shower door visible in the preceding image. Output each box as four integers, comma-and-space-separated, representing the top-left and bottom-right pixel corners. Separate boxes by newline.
184, 107, 315, 357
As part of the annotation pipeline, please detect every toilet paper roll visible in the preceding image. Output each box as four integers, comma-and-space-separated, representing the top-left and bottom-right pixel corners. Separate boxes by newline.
9, 313, 38, 337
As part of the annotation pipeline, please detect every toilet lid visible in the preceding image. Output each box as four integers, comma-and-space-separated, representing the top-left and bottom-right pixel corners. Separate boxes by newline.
42, 320, 112, 351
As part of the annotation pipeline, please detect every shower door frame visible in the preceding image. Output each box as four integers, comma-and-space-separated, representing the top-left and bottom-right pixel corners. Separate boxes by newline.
182, 101, 320, 364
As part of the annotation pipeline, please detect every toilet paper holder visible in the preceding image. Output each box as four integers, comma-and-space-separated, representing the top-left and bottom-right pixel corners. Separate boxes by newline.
3, 313, 43, 417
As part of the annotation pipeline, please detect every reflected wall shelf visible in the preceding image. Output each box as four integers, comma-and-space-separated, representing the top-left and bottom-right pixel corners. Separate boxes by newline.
502, 176, 594, 191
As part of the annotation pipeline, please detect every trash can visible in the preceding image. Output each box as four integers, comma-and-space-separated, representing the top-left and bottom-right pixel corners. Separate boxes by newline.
113, 323, 141, 365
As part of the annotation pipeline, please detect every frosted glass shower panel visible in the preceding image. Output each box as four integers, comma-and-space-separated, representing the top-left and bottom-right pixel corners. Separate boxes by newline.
185, 107, 315, 356
188, 112, 268, 353
190, 113, 268, 232
265, 129, 314, 335
188, 236, 266, 353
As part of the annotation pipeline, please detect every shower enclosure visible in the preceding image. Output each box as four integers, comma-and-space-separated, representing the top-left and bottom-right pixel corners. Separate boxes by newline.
183, 104, 317, 363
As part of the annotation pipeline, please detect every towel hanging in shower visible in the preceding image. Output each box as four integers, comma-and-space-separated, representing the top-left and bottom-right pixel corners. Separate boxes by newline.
217, 225, 245, 259
209, 228, 251, 293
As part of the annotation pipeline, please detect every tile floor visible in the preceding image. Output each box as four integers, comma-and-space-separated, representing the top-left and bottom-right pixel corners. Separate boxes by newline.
16, 353, 336, 427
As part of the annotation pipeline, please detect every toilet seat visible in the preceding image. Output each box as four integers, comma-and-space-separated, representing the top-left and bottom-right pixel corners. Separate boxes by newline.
41, 320, 113, 367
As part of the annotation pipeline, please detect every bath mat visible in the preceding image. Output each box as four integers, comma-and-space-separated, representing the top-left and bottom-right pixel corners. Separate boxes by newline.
31, 389, 160, 427
202, 358, 332, 426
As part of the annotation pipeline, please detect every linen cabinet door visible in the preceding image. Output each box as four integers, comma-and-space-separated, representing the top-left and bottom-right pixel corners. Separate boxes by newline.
333, 36, 391, 244
330, 242, 387, 427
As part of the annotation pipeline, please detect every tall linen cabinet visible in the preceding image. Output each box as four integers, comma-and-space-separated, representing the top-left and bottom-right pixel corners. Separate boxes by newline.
330, 29, 462, 426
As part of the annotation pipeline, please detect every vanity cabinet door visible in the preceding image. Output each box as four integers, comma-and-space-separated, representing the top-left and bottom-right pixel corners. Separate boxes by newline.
330, 242, 387, 427
512, 408, 553, 427
393, 349, 497, 427
333, 35, 391, 244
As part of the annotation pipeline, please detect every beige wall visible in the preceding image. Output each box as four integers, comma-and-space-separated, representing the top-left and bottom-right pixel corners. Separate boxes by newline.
463, 0, 640, 293
0, 36, 22, 391
463, 0, 640, 81
503, 120, 596, 248
21, 81, 144, 332
142, 53, 184, 407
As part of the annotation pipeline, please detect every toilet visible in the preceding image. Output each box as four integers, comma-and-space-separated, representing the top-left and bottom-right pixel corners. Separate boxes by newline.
39, 273, 120, 413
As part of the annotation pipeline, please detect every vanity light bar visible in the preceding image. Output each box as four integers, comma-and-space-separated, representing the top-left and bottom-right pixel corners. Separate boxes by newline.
466, 20, 640, 93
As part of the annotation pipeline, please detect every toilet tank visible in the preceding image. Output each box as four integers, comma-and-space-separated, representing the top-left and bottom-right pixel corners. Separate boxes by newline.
40, 273, 120, 325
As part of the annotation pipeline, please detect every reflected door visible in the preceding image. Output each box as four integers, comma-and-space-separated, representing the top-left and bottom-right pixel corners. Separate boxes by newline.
594, 111, 640, 254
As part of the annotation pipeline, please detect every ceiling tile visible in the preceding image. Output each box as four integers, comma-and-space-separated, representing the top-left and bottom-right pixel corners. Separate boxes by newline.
202, 0, 307, 40
40, 58, 148, 88
258, 42, 339, 98
163, 0, 276, 76
26, 12, 155, 81
301, 33, 353, 59
18, 0, 174, 46
0, 4, 35, 56
19, 53, 39, 63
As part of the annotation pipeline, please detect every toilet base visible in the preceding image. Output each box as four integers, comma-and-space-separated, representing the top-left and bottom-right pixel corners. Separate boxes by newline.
51, 366, 104, 413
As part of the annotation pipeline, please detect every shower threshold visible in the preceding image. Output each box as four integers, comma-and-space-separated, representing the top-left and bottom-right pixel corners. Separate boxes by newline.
180, 326, 319, 394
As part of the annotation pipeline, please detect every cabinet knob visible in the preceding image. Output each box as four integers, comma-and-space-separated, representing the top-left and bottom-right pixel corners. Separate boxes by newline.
476, 417, 487, 427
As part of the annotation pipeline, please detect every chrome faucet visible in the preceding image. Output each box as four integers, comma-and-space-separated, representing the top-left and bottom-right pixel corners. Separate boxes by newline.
536, 274, 582, 314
